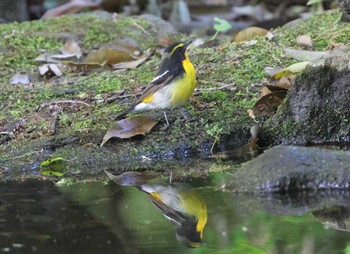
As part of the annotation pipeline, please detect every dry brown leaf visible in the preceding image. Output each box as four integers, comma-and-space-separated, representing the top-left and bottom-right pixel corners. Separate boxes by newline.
60, 39, 82, 59
234, 26, 268, 43
264, 84, 289, 92
252, 90, 288, 117
84, 48, 135, 65
277, 76, 293, 90
100, 116, 158, 146
260, 86, 272, 98
62, 61, 105, 73
113, 48, 154, 70
247, 109, 256, 121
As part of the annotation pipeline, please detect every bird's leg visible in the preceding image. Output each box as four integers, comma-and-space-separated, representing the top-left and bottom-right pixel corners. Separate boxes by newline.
179, 109, 189, 121
163, 111, 170, 126
169, 170, 173, 183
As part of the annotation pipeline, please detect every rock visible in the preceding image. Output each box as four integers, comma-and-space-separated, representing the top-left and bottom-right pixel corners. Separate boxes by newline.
338, 0, 350, 21
265, 46, 350, 145
223, 146, 350, 192
0, 0, 28, 22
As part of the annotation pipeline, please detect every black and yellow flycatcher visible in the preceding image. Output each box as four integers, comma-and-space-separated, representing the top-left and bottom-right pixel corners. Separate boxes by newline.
140, 183, 208, 248
115, 40, 196, 123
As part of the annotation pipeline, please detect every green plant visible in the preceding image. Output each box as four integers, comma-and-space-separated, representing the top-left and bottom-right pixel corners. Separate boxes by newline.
211, 17, 232, 40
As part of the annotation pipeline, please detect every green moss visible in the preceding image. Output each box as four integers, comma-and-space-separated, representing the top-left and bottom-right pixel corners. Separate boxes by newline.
1, 10, 349, 175
275, 10, 350, 50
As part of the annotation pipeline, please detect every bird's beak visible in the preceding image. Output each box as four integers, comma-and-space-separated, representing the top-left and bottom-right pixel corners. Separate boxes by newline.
184, 40, 193, 49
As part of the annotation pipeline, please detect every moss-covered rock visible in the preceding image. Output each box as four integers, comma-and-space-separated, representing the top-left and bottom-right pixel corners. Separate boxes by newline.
224, 146, 350, 192
264, 46, 350, 145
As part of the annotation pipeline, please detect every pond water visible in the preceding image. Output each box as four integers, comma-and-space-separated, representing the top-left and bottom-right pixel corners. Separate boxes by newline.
0, 179, 349, 254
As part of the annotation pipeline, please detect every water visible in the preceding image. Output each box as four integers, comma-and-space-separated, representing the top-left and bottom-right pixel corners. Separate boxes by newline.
0, 179, 349, 254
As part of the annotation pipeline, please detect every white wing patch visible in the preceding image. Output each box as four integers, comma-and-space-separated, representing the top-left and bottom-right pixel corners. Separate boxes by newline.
151, 70, 169, 84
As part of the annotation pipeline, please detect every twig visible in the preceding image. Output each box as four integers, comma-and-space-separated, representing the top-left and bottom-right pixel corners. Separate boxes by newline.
49, 106, 62, 135
196, 84, 236, 91
197, 80, 236, 91
105, 93, 135, 103
131, 20, 151, 36
38, 100, 89, 111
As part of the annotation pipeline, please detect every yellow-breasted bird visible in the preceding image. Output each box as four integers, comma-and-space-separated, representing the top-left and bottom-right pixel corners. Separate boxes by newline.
115, 40, 196, 122
140, 183, 208, 248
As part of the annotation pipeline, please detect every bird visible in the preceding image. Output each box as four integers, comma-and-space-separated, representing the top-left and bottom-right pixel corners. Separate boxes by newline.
115, 40, 196, 124
139, 183, 208, 248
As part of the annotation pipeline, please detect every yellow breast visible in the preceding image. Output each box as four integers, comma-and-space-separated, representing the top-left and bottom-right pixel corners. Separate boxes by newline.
169, 54, 196, 106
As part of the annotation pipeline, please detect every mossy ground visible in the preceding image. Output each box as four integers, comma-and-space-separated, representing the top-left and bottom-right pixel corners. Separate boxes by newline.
1, 10, 349, 178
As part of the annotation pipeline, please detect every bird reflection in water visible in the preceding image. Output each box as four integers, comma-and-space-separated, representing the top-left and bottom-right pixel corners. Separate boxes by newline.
105, 170, 208, 248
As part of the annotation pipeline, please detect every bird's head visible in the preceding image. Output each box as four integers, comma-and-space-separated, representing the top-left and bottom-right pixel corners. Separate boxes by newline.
161, 40, 193, 62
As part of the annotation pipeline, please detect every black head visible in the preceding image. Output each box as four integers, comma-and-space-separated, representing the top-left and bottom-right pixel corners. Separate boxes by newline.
161, 40, 193, 61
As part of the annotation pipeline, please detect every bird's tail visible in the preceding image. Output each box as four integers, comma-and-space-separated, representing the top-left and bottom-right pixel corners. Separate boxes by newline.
115, 104, 136, 120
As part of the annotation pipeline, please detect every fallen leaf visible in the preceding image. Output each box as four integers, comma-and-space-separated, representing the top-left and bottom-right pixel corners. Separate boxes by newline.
85, 48, 135, 65
252, 90, 288, 117
62, 61, 105, 73
264, 84, 289, 92
284, 48, 327, 61
38, 64, 49, 75
51, 40, 82, 59
271, 69, 291, 80
234, 26, 268, 43
247, 109, 256, 121
296, 35, 313, 48
271, 61, 310, 80
277, 76, 293, 90
35, 53, 60, 63
49, 63, 63, 76
260, 86, 272, 98
264, 66, 283, 77
113, 48, 154, 70
38, 63, 63, 76
60, 39, 82, 59
286, 61, 310, 73
100, 116, 158, 146
10, 73, 30, 85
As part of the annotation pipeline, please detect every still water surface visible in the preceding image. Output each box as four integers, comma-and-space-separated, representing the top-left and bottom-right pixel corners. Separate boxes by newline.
0, 179, 349, 254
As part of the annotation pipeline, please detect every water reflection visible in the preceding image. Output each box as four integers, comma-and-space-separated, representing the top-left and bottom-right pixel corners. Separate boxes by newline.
312, 206, 350, 232
0, 178, 349, 253
106, 171, 208, 248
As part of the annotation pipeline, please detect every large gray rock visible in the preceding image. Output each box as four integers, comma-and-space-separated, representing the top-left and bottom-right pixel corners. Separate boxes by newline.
223, 146, 350, 192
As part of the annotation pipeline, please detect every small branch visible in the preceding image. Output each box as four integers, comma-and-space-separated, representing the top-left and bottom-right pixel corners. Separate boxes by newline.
131, 20, 150, 36
196, 83, 236, 92
49, 106, 62, 136
38, 100, 89, 111
197, 79, 236, 91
